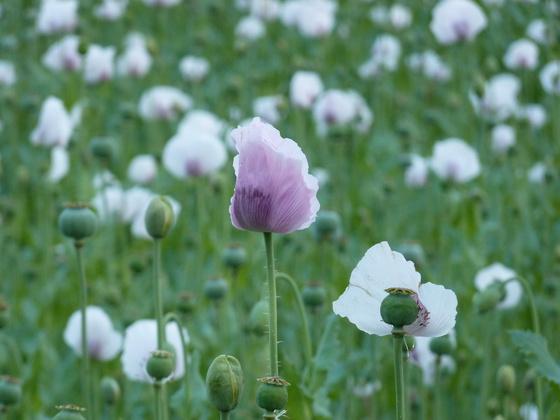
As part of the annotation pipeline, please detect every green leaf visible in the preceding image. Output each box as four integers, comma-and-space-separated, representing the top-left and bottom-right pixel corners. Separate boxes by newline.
509, 330, 560, 384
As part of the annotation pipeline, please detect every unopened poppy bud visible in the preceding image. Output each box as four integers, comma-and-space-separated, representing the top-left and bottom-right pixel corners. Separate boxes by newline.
497, 365, 516, 394
256, 377, 289, 413
486, 398, 500, 417
248, 300, 268, 337
222, 244, 247, 270
523, 369, 536, 391
429, 336, 453, 356
380, 290, 419, 329
204, 278, 228, 301
78, 39, 89, 55
89, 137, 117, 165
177, 292, 196, 315
146, 350, 175, 381
302, 282, 326, 310
206, 355, 244, 413
473, 282, 505, 313
0, 376, 21, 406
312, 210, 341, 242
53, 404, 86, 420
58, 204, 98, 242
100, 377, 120, 405
145, 196, 175, 239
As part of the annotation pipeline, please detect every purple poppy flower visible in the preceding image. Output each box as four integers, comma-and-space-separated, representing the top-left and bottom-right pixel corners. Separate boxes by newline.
229, 118, 319, 234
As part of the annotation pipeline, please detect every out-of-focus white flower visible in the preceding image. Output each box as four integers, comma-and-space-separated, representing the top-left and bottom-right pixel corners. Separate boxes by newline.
311, 167, 330, 188
0, 61, 16, 86
178, 109, 225, 138
250, 0, 280, 20
122, 186, 154, 222
407, 51, 451, 81
280, 0, 337, 38
95, 0, 128, 21
117, 34, 152, 78
179, 56, 209, 82
430, 138, 480, 183
370, 6, 388, 24
470, 74, 520, 122
130, 195, 181, 239
236, 16, 266, 41
412, 336, 456, 385
42, 35, 82, 72
48, 147, 70, 182
526, 20, 549, 44
138, 86, 192, 120
389, 4, 412, 29
63, 306, 122, 361
84, 45, 116, 84
540, 61, 560, 95
352, 381, 381, 398
92, 185, 126, 221
312, 89, 373, 136
36, 0, 78, 35
121, 319, 187, 383
31, 96, 80, 147
359, 35, 401, 78
143, 0, 180, 6
430, 0, 487, 45
527, 162, 547, 184
491, 124, 515, 154
163, 132, 227, 179
504, 39, 539, 70
520, 403, 539, 420
474, 263, 521, 309
290, 71, 323, 109
92, 170, 118, 189
253, 95, 283, 124
405, 155, 429, 187
127, 155, 157, 184
516, 104, 547, 128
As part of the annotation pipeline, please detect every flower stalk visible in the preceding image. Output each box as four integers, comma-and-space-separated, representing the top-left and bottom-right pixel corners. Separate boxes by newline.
263, 232, 279, 377
392, 332, 406, 420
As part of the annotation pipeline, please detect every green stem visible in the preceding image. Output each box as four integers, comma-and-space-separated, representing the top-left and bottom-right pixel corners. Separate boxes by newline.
153, 239, 164, 349
154, 384, 163, 420
393, 333, 405, 420
263, 232, 278, 377
434, 356, 442, 420
276, 272, 313, 366
220, 412, 230, 420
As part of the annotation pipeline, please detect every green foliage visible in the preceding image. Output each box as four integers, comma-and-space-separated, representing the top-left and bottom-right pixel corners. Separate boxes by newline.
510, 330, 560, 385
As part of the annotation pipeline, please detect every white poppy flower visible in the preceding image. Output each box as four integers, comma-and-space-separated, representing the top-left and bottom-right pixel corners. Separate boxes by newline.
95, 0, 128, 21
520, 403, 539, 420
540, 61, 560, 95
92, 185, 126, 221
405, 155, 429, 187
312, 89, 373, 136
0, 61, 16, 86
36, 0, 78, 35
527, 162, 547, 184
236, 16, 266, 41
63, 306, 122, 361
389, 4, 412, 30
290, 71, 324, 109
178, 110, 226, 138
127, 155, 157, 184
491, 124, 515, 154
407, 51, 451, 81
470, 74, 520, 122
504, 39, 539, 70
280, 0, 336, 37
122, 186, 154, 222
84, 45, 116, 84
370, 6, 389, 24
333, 242, 458, 337
474, 263, 522, 309
31, 96, 80, 148
48, 147, 70, 183
526, 20, 549, 44
117, 34, 152, 78
42, 35, 82, 72
92, 170, 118, 190
430, 138, 481, 183
370, 34, 401, 72
430, 0, 487, 45
121, 319, 188, 383
516, 104, 547, 128
138, 86, 192, 120
411, 336, 456, 385
253, 95, 282, 124
250, 0, 280, 20
179, 56, 209, 82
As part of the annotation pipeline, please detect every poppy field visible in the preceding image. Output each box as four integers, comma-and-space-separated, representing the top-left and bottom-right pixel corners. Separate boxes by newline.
0, 0, 559, 419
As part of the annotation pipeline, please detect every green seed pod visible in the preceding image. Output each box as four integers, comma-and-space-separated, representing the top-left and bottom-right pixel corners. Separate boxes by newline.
146, 350, 175, 381
429, 336, 453, 356
177, 292, 196, 315
145, 196, 175, 239
256, 378, 289, 413
473, 282, 505, 314
100, 377, 120, 405
0, 376, 21, 406
58, 205, 97, 242
204, 278, 228, 301
380, 292, 419, 328
248, 300, 268, 337
222, 244, 247, 270
302, 283, 326, 310
89, 137, 117, 164
497, 365, 516, 394
206, 355, 244, 413
312, 210, 341, 242
53, 405, 86, 420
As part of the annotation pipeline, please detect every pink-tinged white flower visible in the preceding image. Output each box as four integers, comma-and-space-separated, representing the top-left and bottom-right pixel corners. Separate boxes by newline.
520, 403, 539, 420
36, 0, 78, 35
63, 306, 122, 361
117, 34, 152, 78
504, 39, 539, 70
121, 319, 188, 383
430, 0, 487, 45
526, 20, 549, 44
253, 95, 283, 124
31, 96, 80, 147
236, 16, 266, 41
407, 51, 451, 81
0, 61, 16, 86
178, 110, 226, 138
360, 34, 401, 77
430, 138, 480, 183
333, 242, 458, 337
389, 4, 412, 30
491, 124, 515, 154
138, 86, 192, 120
411, 336, 456, 385
42, 35, 82, 72
48, 147, 70, 183
92, 185, 126, 221
405, 155, 429, 188
527, 162, 547, 184
290, 71, 323, 109
540, 61, 560, 95
163, 131, 227, 179
250, 0, 280, 20
516, 104, 547, 128
84, 45, 116, 84
470, 74, 520, 122
179, 55, 209, 82
95, 0, 128, 21
142, 0, 180, 6
280, 0, 337, 38
474, 263, 521, 309
127, 154, 157, 184
229, 118, 319, 233
312, 89, 373, 136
